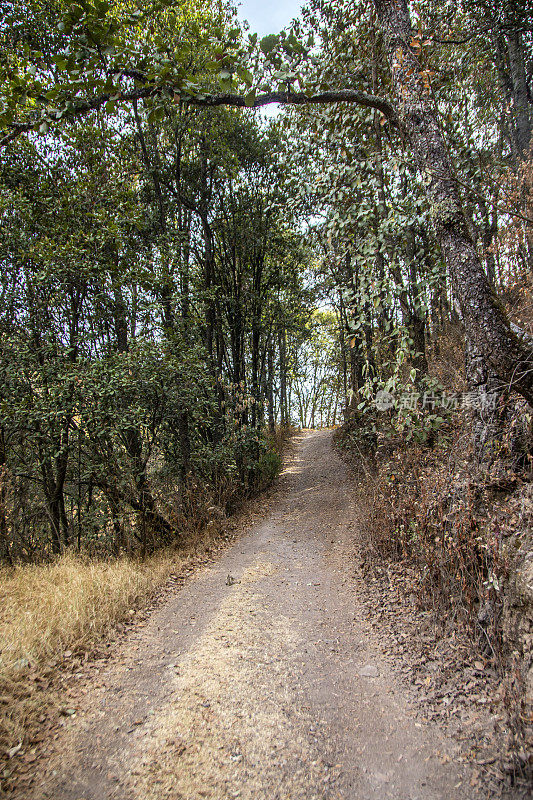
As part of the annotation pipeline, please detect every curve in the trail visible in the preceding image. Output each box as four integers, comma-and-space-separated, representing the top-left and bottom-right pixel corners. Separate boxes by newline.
30, 430, 471, 800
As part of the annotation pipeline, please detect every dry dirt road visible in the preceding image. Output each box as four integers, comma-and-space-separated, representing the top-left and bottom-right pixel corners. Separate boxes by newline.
30, 430, 479, 800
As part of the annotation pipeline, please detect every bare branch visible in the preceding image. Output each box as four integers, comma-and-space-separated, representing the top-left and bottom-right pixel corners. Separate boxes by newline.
0, 86, 398, 149
187, 89, 398, 123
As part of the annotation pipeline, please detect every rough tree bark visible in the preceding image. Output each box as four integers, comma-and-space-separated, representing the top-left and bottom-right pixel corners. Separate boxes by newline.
505, 29, 532, 158
374, 0, 533, 405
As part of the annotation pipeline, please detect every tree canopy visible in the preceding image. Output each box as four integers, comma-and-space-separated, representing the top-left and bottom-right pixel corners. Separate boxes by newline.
1, 0, 532, 558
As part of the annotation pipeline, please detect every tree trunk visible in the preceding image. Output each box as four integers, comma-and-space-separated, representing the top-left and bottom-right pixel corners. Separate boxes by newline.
465, 337, 504, 466
374, 0, 533, 405
178, 213, 192, 479
279, 328, 288, 425
40, 426, 70, 554
505, 30, 532, 158
267, 343, 275, 433
0, 429, 10, 564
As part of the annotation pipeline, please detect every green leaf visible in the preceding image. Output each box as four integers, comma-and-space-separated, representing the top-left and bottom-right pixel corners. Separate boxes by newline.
260, 34, 279, 55
236, 66, 254, 88
244, 89, 256, 107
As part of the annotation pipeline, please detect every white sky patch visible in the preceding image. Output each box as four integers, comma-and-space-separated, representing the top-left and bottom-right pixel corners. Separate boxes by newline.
237, 0, 304, 37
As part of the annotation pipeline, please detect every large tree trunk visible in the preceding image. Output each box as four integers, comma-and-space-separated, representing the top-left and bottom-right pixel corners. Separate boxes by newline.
374, 0, 533, 405
465, 337, 505, 466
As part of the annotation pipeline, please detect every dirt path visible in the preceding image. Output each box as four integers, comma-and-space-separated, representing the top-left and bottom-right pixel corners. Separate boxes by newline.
29, 431, 478, 800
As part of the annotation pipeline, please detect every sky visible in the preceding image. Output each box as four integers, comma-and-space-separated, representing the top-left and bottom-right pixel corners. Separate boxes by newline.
237, 0, 303, 37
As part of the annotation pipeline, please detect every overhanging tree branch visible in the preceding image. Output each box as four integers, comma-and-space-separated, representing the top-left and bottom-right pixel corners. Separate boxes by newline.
187, 89, 398, 121
0, 86, 156, 149
0, 86, 398, 149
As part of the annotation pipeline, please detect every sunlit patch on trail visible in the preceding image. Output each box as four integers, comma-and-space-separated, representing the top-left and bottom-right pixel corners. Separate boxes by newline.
129, 559, 337, 800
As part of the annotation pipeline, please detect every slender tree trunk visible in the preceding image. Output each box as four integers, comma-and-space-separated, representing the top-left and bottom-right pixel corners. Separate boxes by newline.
251, 323, 261, 430
267, 343, 275, 433
177, 212, 192, 479
338, 294, 348, 397
279, 328, 288, 425
109, 497, 125, 556
506, 30, 532, 158
342, 257, 365, 401
0, 429, 10, 564
111, 273, 129, 354
408, 230, 428, 375
41, 456, 64, 554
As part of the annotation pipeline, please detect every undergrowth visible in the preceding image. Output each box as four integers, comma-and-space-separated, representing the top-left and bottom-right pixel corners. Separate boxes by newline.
335, 411, 533, 779
337, 420, 495, 618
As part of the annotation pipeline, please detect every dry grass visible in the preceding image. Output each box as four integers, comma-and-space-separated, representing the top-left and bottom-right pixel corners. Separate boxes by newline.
0, 552, 177, 667
0, 541, 216, 758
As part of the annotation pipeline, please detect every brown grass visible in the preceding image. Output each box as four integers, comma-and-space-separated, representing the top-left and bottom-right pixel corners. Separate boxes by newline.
0, 537, 221, 759
339, 419, 502, 619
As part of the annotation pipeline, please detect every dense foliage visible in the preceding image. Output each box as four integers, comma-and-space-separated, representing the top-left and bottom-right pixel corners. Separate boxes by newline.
0, 1, 320, 560
280, 0, 533, 444
1, 0, 532, 562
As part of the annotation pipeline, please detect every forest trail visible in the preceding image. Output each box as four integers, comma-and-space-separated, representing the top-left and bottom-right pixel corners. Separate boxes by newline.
28, 431, 475, 800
